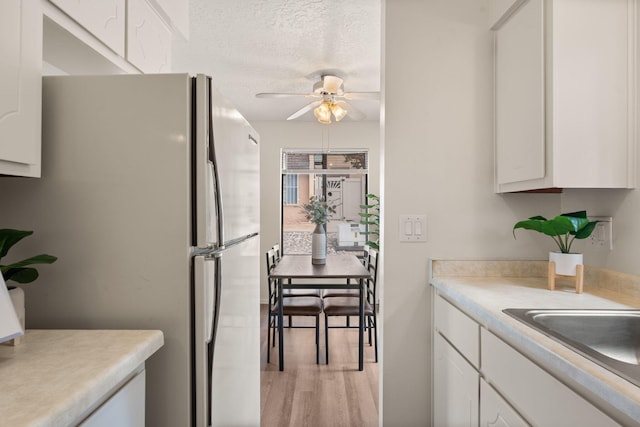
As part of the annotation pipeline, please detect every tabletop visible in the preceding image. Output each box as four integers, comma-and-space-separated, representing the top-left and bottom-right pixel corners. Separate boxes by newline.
270, 254, 370, 279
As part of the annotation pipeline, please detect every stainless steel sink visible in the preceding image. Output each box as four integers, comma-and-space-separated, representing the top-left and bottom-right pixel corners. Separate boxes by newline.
503, 308, 640, 387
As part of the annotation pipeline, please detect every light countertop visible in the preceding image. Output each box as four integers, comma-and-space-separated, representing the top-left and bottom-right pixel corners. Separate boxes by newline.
0, 329, 163, 427
430, 260, 640, 426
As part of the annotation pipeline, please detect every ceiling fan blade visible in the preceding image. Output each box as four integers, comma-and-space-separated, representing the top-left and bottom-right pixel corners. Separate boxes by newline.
336, 101, 366, 121
287, 100, 322, 120
256, 93, 315, 98
342, 91, 380, 101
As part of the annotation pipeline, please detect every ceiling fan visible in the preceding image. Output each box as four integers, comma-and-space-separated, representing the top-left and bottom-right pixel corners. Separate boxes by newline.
256, 75, 379, 123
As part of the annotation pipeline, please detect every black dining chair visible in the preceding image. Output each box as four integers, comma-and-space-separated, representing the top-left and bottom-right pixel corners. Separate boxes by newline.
323, 247, 379, 364
274, 243, 322, 300
322, 246, 369, 328
265, 247, 323, 364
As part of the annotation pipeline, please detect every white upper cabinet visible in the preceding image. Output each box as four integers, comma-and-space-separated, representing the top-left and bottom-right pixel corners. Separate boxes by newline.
127, 0, 172, 73
153, 0, 189, 40
494, 0, 637, 193
44, 0, 184, 74
49, 0, 125, 56
0, 0, 42, 177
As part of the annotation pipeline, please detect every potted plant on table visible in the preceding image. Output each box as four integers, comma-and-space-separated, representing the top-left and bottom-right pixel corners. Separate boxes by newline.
1, 229, 57, 341
512, 211, 598, 275
301, 196, 336, 265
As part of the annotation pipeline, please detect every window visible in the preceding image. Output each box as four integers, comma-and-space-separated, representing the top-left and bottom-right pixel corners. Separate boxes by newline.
281, 149, 368, 255
283, 174, 298, 205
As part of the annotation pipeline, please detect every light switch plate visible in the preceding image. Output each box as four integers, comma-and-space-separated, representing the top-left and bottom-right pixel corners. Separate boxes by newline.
399, 214, 427, 242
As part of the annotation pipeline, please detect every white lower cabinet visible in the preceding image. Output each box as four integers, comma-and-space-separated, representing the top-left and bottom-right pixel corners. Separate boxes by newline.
481, 329, 619, 427
79, 369, 146, 427
434, 332, 479, 427
432, 291, 621, 426
480, 380, 529, 427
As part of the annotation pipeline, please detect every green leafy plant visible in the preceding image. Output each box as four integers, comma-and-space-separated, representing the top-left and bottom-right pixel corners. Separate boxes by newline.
359, 193, 380, 251
0, 229, 57, 286
513, 211, 599, 254
301, 196, 337, 225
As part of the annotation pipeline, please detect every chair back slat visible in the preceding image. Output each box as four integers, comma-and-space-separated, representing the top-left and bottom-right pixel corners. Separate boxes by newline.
366, 248, 379, 303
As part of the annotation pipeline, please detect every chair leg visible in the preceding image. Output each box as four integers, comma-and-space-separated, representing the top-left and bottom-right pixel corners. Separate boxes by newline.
373, 313, 378, 363
316, 315, 320, 364
267, 313, 272, 363
325, 313, 329, 364
346, 316, 350, 327
288, 315, 292, 328
272, 316, 277, 347
367, 316, 372, 346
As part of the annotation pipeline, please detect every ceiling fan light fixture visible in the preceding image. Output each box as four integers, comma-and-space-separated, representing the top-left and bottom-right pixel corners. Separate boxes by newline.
314, 102, 332, 124
330, 102, 347, 122
323, 75, 344, 94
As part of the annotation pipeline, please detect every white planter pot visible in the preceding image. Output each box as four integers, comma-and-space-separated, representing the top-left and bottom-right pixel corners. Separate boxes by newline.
312, 223, 326, 265
549, 252, 583, 276
8, 287, 25, 345
8, 287, 25, 330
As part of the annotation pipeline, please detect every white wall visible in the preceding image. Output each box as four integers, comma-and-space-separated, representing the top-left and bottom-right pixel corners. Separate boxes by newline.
252, 120, 380, 303
382, 1, 560, 425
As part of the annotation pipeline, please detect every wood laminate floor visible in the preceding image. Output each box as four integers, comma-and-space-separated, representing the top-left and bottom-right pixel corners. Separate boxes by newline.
260, 304, 379, 427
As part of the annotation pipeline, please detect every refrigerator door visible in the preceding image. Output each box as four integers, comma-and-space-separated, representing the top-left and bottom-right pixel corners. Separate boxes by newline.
2, 74, 195, 427
210, 84, 260, 244
210, 235, 260, 426
194, 75, 220, 250
194, 254, 219, 427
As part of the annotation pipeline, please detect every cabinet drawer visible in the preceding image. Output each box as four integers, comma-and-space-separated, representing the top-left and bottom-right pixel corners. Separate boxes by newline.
434, 294, 480, 367
79, 369, 145, 426
482, 329, 619, 426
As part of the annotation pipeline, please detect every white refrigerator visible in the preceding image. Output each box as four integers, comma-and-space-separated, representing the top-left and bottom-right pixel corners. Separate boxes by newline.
0, 74, 260, 427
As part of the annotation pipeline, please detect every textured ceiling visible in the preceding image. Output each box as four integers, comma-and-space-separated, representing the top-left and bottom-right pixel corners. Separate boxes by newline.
172, 0, 381, 122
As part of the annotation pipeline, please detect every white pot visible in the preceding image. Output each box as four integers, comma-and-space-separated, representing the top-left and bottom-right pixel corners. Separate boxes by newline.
549, 252, 583, 276
312, 223, 326, 265
8, 287, 25, 330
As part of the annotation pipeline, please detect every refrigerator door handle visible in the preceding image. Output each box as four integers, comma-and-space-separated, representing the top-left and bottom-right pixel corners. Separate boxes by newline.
207, 78, 225, 247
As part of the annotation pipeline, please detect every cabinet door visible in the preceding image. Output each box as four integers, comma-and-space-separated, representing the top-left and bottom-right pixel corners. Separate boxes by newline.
127, 0, 172, 73
482, 329, 619, 427
480, 379, 529, 427
494, 0, 545, 186
0, 0, 42, 177
154, 0, 189, 39
50, 0, 125, 56
434, 333, 479, 427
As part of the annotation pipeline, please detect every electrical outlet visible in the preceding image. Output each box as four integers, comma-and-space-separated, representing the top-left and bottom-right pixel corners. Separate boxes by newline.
589, 216, 613, 250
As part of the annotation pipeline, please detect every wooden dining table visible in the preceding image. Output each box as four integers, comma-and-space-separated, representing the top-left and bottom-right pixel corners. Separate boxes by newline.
269, 254, 371, 371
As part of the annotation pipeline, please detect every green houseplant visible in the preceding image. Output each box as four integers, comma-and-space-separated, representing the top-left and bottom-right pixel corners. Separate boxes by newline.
1, 228, 57, 344
301, 196, 336, 264
359, 193, 380, 251
513, 211, 598, 276
1, 229, 57, 286
512, 211, 598, 254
